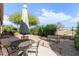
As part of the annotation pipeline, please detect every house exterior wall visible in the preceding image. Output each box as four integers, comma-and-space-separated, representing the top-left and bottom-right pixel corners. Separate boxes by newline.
0, 3, 3, 34
55, 28, 76, 37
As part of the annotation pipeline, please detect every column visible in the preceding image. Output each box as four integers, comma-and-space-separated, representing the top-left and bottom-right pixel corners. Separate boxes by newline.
0, 3, 3, 34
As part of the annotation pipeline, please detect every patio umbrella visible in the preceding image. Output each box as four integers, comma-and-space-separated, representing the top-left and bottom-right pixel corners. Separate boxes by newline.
19, 4, 29, 35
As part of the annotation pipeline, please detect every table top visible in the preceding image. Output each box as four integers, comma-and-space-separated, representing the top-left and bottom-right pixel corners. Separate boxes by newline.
18, 41, 32, 48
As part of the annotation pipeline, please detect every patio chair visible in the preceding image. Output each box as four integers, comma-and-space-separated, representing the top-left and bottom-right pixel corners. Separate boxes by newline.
18, 51, 24, 56
21, 35, 29, 40
27, 40, 40, 56
1, 38, 11, 47
0, 44, 9, 56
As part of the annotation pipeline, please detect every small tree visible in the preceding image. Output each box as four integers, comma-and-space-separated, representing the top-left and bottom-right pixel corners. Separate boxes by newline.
9, 12, 39, 28
3, 25, 18, 35
30, 24, 57, 37
9, 13, 21, 28
30, 25, 42, 35
43, 24, 57, 37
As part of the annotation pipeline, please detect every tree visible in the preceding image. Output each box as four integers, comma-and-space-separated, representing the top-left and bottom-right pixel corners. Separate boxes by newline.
30, 25, 42, 35
75, 22, 79, 50
9, 12, 39, 28
3, 25, 18, 35
30, 24, 57, 37
43, 24, 57, 37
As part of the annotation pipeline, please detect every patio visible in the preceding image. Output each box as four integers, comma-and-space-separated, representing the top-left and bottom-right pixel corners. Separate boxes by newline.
37, 45, 57, 56
27, 45, 57, 56
0, 35, 58, 56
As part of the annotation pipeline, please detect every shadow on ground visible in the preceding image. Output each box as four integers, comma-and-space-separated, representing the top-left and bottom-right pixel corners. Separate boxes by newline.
40, 36, 79, 56
0, 35, 29, 56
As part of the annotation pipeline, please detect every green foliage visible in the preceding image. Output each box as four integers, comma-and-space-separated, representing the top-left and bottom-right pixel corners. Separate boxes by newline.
75, 22, 79, 50
30, 25, 42, 35
43, 24, 57, 37
28, 14, 39, 26
3, 26, 18, 35
76, 22, 79, 34
30, 24, 57, 37
9, 12, 39, 26
9, 13, 22, 25
75, 35, 79, 49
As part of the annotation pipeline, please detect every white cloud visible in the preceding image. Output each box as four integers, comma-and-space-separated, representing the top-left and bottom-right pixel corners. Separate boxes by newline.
70, 14, 79, 23
3, 15, 20, 28
38, 8, 72, 25
3, 15, 13, 25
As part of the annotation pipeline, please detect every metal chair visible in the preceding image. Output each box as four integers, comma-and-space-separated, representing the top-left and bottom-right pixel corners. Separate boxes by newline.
0, 44, 9, 56
27, 40, 40, 56
18, 51, 24, 56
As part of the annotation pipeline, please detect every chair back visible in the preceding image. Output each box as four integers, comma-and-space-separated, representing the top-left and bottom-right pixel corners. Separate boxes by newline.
18, 51, 24, 56
1, 46, 9, 56
37, 40, 41, 48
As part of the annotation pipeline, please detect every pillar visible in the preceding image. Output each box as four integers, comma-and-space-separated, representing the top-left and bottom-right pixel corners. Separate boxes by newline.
0, 3, 3, 34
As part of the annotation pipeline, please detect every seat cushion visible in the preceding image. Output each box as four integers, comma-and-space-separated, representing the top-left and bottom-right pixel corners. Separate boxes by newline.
32, 43, 38, 47
28, 48, 37, 52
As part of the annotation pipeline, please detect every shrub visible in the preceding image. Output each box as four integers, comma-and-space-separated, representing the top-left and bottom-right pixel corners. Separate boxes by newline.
75, 22, 79, 50
43, 24, 57, 37
30, 25, 43, 35
75, 35, 79, 49
3, 26, 18, 35
30, 24, 57, 37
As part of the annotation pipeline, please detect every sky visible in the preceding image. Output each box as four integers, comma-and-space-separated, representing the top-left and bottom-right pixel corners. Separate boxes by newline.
4, 3, 79, 28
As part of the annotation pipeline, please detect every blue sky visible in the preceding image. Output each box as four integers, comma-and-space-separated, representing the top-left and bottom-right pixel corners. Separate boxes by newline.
4, 3, 79, 28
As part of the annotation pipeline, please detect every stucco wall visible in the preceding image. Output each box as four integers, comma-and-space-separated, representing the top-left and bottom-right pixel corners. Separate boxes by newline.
0, 3, 3, 34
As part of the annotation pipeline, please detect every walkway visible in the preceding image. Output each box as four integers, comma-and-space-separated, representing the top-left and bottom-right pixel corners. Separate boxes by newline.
28, 45, 57, 56
38, 45, 57, 56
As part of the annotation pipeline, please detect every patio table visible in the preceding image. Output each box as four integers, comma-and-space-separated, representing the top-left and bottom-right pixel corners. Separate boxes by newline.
17, 40, 33, 56
18, 40, 32, 48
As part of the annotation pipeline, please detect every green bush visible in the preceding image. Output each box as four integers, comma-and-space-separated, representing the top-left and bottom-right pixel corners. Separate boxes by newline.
30, 24, 57, 37
3, 26, 18, 35
75, 22, 79, 50
75, 35, 79, 48
30, 25, 43, 35
43, 24, 57, 37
